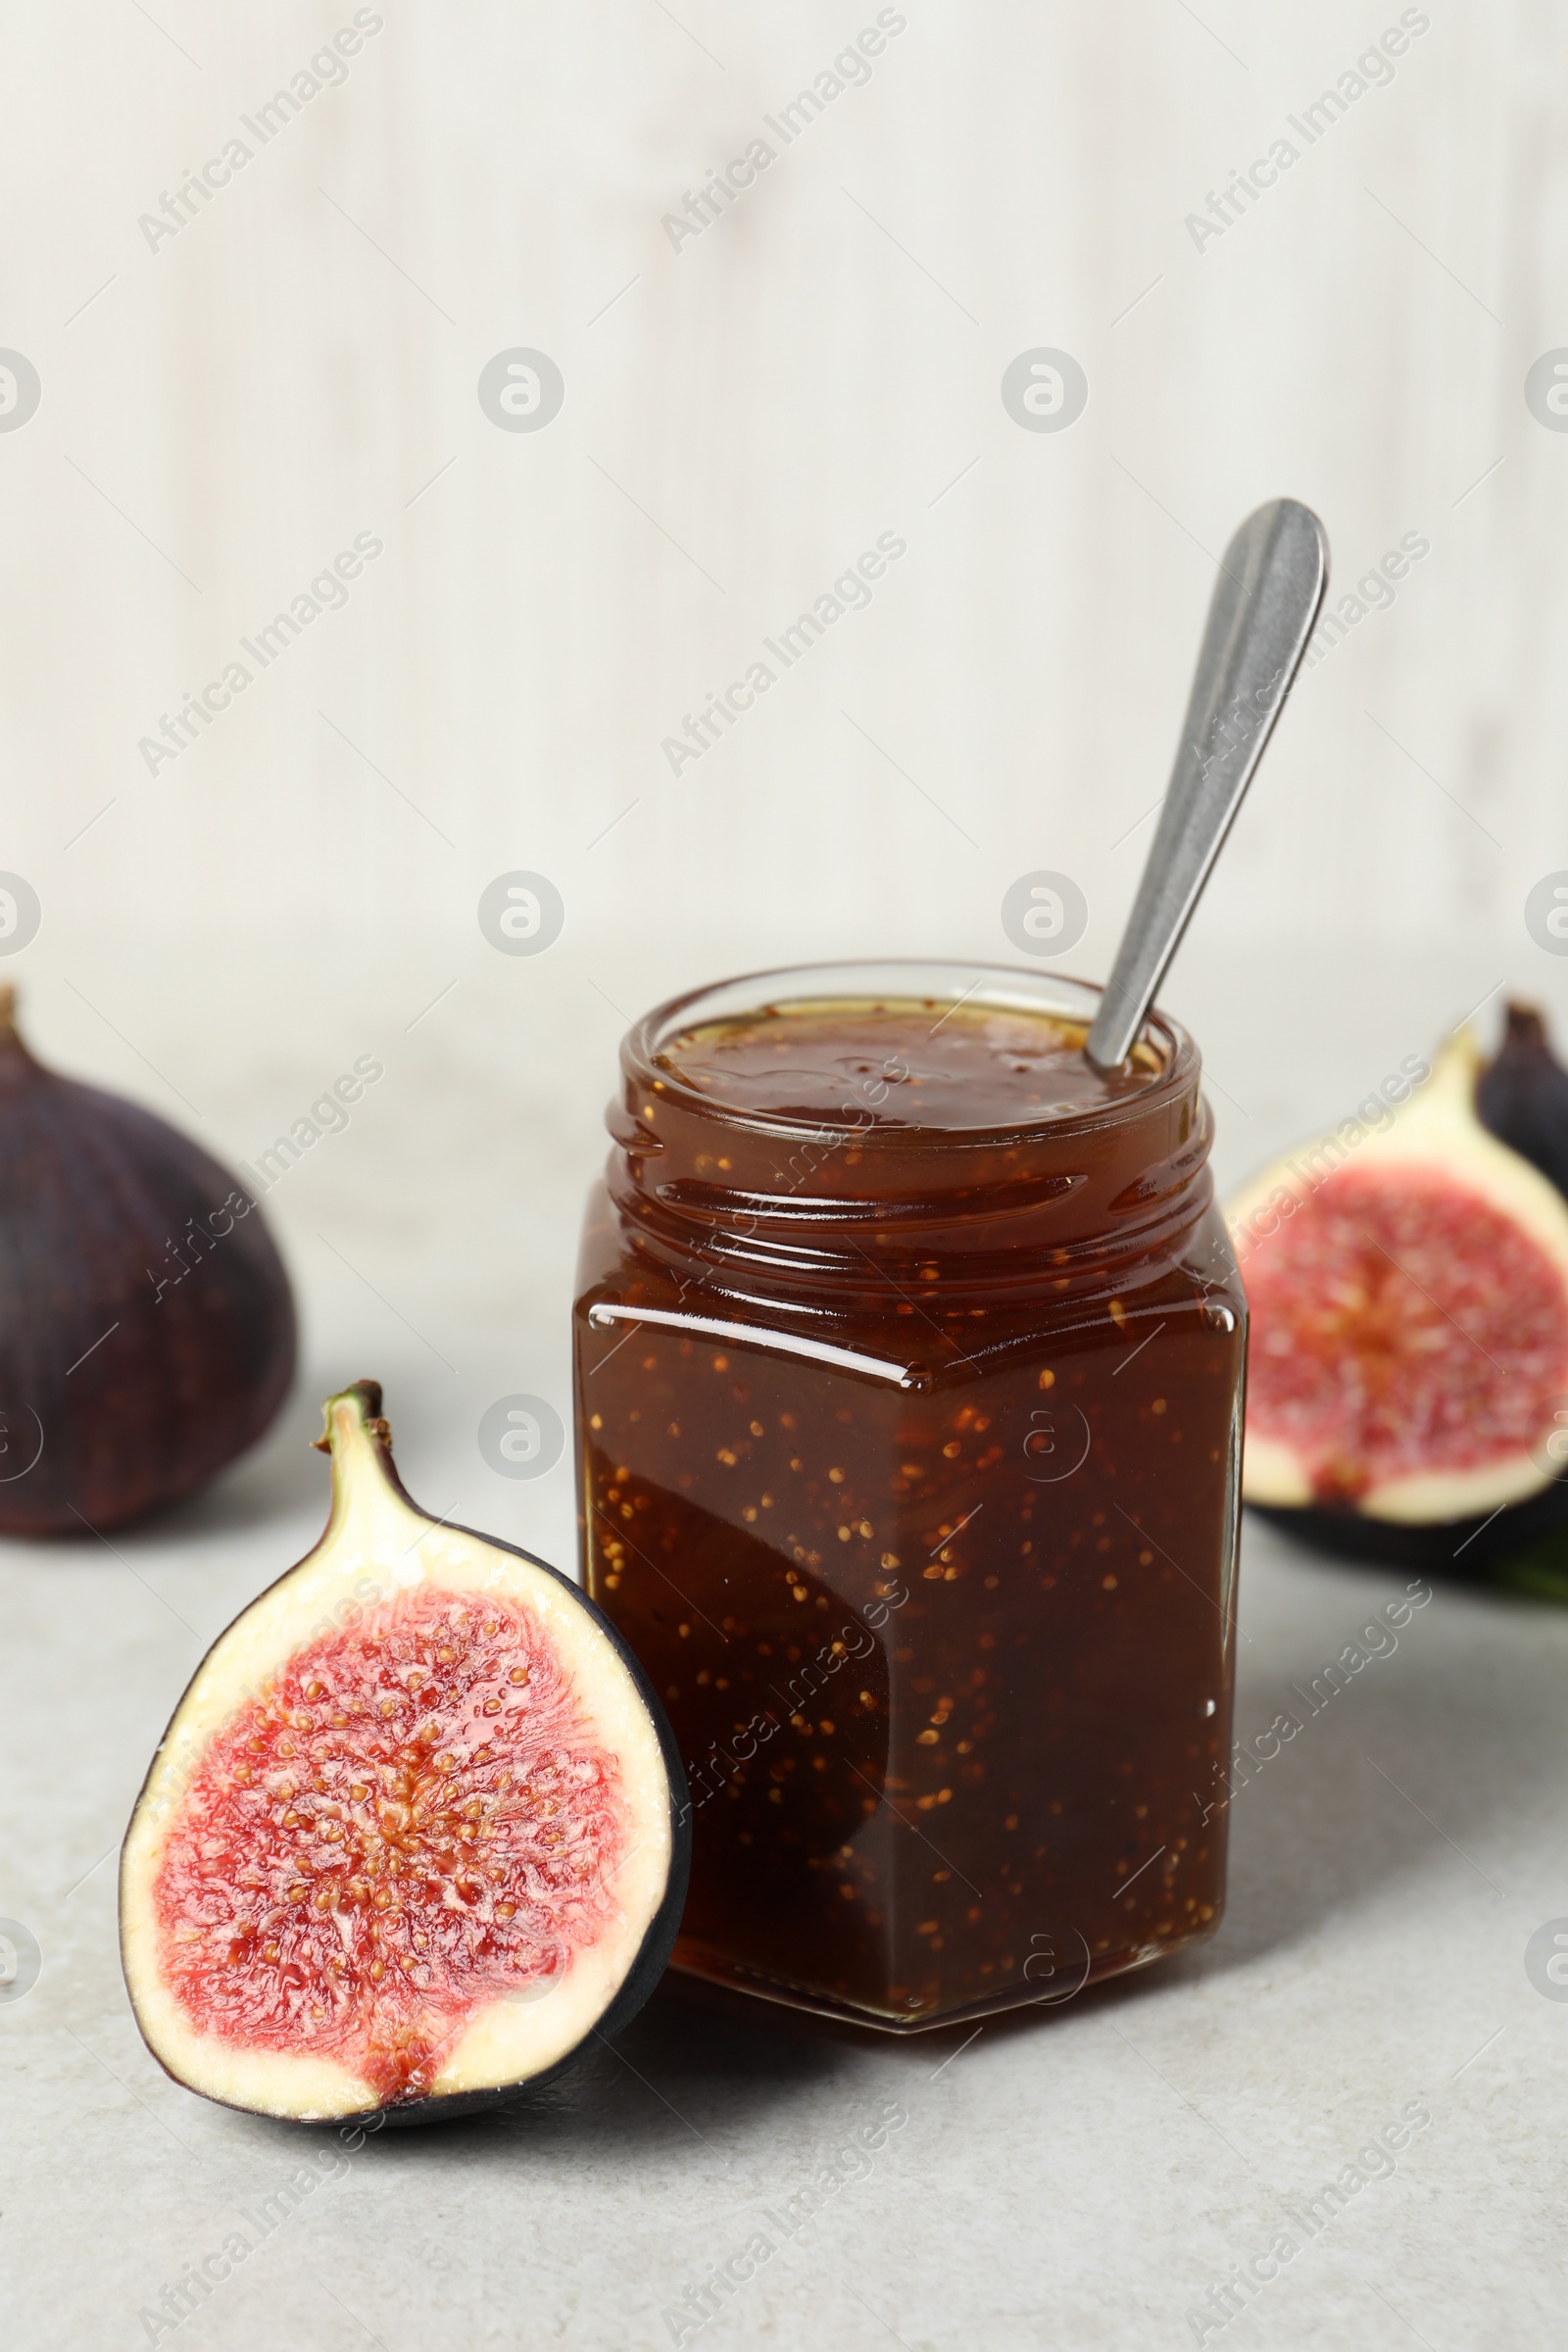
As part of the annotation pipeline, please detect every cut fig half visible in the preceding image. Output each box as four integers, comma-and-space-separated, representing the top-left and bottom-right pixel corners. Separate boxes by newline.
121, 1383, 689, 2126
1227, 1032, 1568, 1569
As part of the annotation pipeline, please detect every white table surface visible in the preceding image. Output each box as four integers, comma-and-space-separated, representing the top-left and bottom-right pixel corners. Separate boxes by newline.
3, 942, 1566, 2352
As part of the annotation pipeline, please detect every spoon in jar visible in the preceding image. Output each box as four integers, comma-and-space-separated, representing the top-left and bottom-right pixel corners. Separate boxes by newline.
1083, 497, 1329, 1073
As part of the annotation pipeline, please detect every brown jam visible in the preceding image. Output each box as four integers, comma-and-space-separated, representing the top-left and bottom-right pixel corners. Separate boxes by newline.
573, 965, 1245, 2032
664, 1002, 1161, 1127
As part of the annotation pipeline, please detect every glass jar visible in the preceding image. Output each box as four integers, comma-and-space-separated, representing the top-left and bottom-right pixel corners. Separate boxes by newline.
572, 961, 1245, 2032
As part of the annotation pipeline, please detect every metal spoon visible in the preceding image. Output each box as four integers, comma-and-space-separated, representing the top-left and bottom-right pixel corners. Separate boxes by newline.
1083, 497, 1330, 1073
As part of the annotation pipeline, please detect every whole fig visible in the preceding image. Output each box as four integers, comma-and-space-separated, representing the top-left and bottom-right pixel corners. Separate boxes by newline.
1476, 1000, 1568, 1200
0, 986, 295, 1533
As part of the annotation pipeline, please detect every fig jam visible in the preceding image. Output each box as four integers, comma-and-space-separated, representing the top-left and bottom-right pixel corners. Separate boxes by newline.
573, 963, 1245, 2030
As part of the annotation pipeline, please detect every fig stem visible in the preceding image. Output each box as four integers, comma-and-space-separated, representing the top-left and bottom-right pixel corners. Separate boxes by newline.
1501, 1001, 1548, 1051
311, 1378, 387, 1453
311, 1380, 423, 1562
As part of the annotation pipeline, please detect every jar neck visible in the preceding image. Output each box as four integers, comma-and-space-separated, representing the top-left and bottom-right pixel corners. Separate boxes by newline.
604, 983, 1215, 1312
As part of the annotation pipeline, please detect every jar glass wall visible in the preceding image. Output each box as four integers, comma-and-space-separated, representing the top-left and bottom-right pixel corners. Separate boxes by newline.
573, 962, 1245, 2031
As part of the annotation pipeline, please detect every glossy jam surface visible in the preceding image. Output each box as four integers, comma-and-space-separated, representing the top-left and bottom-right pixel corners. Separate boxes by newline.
660, 1001, 1161, 1130
154, 1590, 626, 2102
577, 985, 1244, 2030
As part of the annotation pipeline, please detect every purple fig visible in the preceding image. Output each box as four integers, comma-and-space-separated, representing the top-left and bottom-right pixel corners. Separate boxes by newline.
0, 985, 295, 1533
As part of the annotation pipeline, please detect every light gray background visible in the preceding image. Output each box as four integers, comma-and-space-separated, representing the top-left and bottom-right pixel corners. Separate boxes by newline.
2, 2, 1567, 2346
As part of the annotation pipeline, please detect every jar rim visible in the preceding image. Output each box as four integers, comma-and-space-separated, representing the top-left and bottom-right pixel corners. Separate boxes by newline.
621, 958, 1199, 1148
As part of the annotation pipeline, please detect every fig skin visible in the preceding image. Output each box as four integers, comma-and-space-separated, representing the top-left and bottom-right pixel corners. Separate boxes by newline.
0, 987, 295, 1534
1251, 1482, 1568, 1577
1476, 1001, 1568, 1202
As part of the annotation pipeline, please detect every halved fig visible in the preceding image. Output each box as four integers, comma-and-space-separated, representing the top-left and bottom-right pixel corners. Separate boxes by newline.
1227, 1032, 1568, 1569
121, 1382, 688, 2126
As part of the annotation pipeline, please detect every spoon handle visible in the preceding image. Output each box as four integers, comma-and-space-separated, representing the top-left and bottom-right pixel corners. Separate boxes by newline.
1083, 497, 1329, 1073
